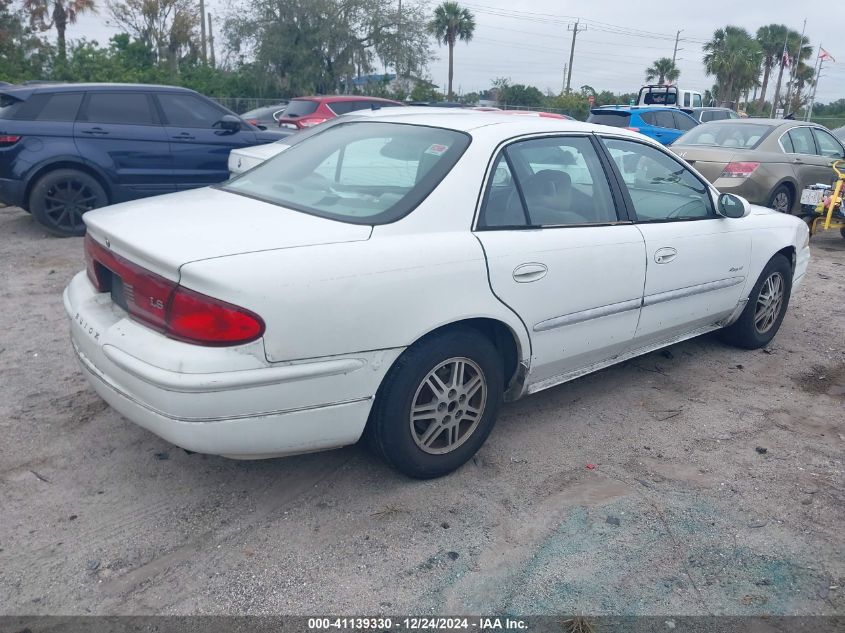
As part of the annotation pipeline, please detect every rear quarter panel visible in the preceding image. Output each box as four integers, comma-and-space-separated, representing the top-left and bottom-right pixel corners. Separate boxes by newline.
177, 232, 531, 364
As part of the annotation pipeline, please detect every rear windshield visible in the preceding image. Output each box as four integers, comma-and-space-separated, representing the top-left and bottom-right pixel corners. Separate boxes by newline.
222, 121, 470, 224
588, 112, 631, 127
640, 89, 678, 105
0, 93, 23, 119
281, 99, 319, 118
676, 123, 772, 149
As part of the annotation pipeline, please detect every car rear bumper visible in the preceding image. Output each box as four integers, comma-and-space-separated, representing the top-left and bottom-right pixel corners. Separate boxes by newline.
713, 178, 769, 207
64, 271, 401, 458
0, 177, 25, 208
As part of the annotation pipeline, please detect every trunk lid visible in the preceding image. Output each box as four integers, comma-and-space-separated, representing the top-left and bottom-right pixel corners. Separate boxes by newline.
670, 145, 742, 182
83, 187, 372, 280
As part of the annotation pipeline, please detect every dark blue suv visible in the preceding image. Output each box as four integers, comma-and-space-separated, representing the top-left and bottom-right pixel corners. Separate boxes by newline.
0, 83, 291, 236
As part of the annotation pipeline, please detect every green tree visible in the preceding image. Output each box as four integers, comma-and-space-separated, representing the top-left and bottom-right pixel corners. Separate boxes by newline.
499, 83, 543, 107
428, 1, 475, 100
225, 0, 430, 97
644, 57, 679, 84
106, 0, 198, 72
755, 24, 787, 107
23, 0, 95, 61
703, 26, 761, 107
1, 0, 51, 81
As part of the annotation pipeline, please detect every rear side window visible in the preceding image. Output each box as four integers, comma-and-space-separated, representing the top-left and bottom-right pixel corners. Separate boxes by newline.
673, 112, 697, 131
282, 99, 320, 118
639, 112, 657, 126
654, 111, 676, 128
36, 93, 83, 121
479, 136, 618, 228
692, 94, 703, 107
157, 93, 225, 127
82, 93, 158, 125
0, 93, 23, 119
587, 112, 630, 127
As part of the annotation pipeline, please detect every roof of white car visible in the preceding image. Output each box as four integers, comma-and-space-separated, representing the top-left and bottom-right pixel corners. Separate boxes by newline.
345, 107, 644, 140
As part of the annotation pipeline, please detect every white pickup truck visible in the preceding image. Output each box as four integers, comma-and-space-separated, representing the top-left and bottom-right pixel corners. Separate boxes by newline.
638, 84, 703, 108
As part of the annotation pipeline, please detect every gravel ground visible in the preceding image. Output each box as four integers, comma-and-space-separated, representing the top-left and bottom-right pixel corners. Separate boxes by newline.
0, 204, 843, 617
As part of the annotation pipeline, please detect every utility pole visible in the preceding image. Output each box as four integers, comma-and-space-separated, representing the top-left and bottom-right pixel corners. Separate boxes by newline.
672, 29, 682, 67
565, 20, 584, 94
784, 18, 806, 116
806, 45, 829, 122
396, 0, 402, 84
562, 63, 567, 94
199, 0, 207, 64
207, 12, 215, 68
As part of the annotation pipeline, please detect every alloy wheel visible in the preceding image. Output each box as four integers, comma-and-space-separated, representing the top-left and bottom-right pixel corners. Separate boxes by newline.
43, 179, 99, 233
409, 357, 487, 455
771, 191, 790, 213
754, 272, 784, 334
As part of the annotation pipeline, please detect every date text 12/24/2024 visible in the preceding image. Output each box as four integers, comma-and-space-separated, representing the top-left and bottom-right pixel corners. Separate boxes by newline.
307, 618, 528, 631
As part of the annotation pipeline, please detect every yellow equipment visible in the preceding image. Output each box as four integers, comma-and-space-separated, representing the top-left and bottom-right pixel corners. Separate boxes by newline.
810, 159, 845, 238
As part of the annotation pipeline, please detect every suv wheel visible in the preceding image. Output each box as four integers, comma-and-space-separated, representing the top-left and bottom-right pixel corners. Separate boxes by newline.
29, 169, 107, 237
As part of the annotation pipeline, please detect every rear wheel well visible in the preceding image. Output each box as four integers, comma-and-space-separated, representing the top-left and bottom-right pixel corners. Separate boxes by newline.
24, 162, 111, 209
413, 318, 523, 395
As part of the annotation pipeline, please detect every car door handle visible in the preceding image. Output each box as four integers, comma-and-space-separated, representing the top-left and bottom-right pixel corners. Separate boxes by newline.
654, 247, 677, 264
81, 127, 108, 135
172, 133, 195, 140
793, 157, 803, 163
513, 263, 548, 283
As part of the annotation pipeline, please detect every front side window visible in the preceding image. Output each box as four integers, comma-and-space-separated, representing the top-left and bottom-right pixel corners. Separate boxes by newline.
812, 128, 845, 158
787, 127, 816, 155
479, 136, 618, 228
157, 93, 225, 128
82, 93, 157, 125
223, 122, 469, 224
602, 137, 714, 222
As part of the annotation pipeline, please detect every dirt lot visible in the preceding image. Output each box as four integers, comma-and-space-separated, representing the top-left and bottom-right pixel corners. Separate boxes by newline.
0, 204, 843, 617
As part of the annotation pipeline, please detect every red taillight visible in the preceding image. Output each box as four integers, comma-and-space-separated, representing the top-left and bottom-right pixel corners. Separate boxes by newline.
84, 235, 264, 346
0, 134, 21, 146
720, 162, 759, 178
626, 127, 641, 132
168, 286, 264, 345
246, 119, 258, 126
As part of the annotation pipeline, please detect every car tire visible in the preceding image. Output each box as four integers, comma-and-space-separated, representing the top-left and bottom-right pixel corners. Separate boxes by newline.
366, 327, 504, 479
718, 254, 792, 350
767, 185, 793, 214
29, 169, 108, 237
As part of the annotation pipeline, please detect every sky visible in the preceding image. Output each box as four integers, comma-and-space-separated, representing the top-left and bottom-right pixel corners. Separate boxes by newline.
70, 0, 845, 104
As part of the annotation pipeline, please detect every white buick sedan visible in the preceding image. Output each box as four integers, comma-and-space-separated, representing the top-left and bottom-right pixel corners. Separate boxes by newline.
65, 111, 810, 478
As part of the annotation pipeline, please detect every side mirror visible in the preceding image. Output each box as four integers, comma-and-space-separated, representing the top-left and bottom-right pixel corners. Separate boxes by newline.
215, 114, 242, 133
717, 192, 751, 218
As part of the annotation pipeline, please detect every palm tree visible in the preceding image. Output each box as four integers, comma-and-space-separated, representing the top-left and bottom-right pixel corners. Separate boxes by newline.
24, 0, 95, 61
703, 26, 761, 107
645, 57, 680, 84
755, 24, 787, 107
428, 1, 475, 99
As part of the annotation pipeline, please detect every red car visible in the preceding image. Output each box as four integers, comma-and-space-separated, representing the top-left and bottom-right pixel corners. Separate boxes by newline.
276, 95, 405, 130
